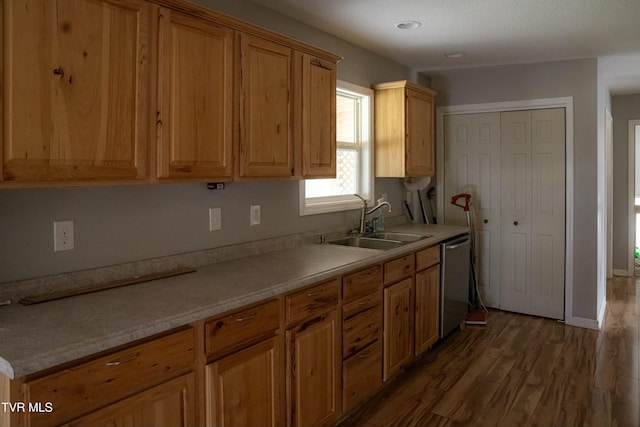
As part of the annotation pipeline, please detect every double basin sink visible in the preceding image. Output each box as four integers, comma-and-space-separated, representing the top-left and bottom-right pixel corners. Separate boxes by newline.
326, 231, 432, 250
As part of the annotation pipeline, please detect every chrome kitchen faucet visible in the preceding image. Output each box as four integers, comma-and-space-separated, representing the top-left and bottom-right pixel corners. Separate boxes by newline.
354, 194, 392, 234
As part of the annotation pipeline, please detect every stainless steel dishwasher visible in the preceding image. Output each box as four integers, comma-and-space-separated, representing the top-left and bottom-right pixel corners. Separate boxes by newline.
440, 234, 470, 338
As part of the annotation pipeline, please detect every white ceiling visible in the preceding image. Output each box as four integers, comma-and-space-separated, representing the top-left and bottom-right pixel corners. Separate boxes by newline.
252, 0, 640, 94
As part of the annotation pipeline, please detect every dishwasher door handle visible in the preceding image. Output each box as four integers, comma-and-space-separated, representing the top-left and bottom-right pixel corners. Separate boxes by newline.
445, 241, 469, 251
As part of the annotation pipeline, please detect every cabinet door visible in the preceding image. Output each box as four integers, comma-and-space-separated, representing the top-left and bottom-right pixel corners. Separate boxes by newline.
207, 338, 281, 427
342, 340, 382, 412
238, 34, 293, 178
415, 265, 440, 356
3, 0, 151, 182
64, 373, 195, 427
383, 278, 414, 381
157, 8, 233, 179
405, 88, 435, 176
287, 311, 340, 427
297, 53, 336, 178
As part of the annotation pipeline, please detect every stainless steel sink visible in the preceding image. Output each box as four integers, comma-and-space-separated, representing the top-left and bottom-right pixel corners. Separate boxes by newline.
364, 232, 432, 242
326, 236, 404, 250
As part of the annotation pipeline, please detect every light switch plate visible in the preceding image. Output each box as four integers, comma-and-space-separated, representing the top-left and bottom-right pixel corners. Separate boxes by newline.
209, 208, 222, 231
250, 205, 261, 226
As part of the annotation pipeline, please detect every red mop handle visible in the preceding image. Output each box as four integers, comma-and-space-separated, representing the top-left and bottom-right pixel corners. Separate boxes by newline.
451, 193, 471, 212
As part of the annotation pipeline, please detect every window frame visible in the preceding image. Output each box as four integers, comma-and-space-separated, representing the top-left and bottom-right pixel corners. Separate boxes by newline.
299, 80, 374, 216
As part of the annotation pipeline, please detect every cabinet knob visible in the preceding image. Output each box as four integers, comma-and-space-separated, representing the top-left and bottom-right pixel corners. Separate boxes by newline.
513, 221, 518, 226
483, 219, 488, 224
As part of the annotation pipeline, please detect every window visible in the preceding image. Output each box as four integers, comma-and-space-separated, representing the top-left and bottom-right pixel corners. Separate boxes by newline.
299, 81, 373, 215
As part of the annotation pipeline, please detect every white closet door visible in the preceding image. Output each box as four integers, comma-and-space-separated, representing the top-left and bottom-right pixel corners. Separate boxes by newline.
500, 108, 565, 319
500, 110, 533, 314
530, 108, 565, 318
443, 112, 501, 307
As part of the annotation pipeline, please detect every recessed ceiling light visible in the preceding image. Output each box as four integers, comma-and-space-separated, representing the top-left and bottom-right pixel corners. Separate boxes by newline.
396, 21, 421, 30
445, 52, 465, 58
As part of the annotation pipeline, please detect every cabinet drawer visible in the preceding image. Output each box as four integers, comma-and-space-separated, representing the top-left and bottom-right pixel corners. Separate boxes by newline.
286, 278, 339, 325
205, 299, 280, 359
343, 265, 382, 303
383, 254, 415, 285
343, 340, 382, 412
25, 328, 195, 427
343, 292, 382, 358
416, 245, 440, 271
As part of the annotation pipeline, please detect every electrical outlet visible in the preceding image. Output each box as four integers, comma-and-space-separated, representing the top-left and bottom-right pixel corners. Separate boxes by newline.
250, 205, 261, 226
209, 208, 222, 231
54, 220, 74, 252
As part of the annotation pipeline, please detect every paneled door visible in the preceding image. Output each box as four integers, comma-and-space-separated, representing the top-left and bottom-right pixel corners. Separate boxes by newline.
157, 8, 234, 179
237, 34, 294, 178
500, 109, 565, 319
443, 112, 502, 308
443, 108, 565, 319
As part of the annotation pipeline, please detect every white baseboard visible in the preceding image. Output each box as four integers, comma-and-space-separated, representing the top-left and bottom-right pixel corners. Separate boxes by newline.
612, 268, 631, 277
565, 315, 600, 330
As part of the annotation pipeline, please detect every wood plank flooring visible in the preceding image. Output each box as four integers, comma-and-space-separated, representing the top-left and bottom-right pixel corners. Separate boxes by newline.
338, 276, 640, 427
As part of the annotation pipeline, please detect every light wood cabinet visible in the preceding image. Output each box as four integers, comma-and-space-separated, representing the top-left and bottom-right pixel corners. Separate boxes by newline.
205, 299, 280, 360
373, 80, 437, 178
286, 280, 340, 427
285, 278, 340, 325
286, 310, 340, 427
415, 245, 440, 356
237, 34, 294, 178
204, 299, 282, 427
295, 53, 337, 178
207, 338, 280, 427
383, 277, 414, 381
415, 265, 440, 355
2, 0, 151, 182
23, 328, 195, 427
65, 373, 195, 427
156, 8, 233, 180
341, 266, 382, 412
342, 340, 382, 412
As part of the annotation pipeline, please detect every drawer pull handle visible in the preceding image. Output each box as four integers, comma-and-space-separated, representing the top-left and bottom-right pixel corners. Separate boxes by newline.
235, 314, 257, 322
358, 351, 371, 359
105, 352, 140, 366
307, 291, 323, 297
358, 299, 372, 305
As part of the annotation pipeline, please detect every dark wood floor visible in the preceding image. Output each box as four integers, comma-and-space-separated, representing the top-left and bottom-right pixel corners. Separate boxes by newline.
340, 276, 639, 427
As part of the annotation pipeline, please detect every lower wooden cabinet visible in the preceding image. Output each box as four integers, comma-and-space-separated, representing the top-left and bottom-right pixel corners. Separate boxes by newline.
287, 310, 340, 427
342, 340, 382, 412
383, 278, 414, 381
415, 265, 440, 356
206, 338, 281, 427
4, 245, 447, 427
65, 373, 195, 427
24, 328, 195, 427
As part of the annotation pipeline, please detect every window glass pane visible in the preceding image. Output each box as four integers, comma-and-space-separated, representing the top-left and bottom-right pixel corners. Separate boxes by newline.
336, 94, 356, 144
306, 149, 358, 198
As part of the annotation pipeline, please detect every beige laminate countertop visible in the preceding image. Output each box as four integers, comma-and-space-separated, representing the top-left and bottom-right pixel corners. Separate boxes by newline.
0, 224, 467, 379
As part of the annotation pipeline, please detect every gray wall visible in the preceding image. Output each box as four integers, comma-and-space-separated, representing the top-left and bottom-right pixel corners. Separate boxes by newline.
428, 59, 600, 320
0, 0, 412, 284
612, 94, 640, 272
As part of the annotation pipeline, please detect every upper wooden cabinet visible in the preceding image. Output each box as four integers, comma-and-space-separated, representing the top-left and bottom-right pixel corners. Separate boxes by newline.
2, 0, 152, 183
295, 53, 337, 178
237, 34, 294, 179
1, 0, 340, 186
373, 81, 437, 177
156, 8, 234, 180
